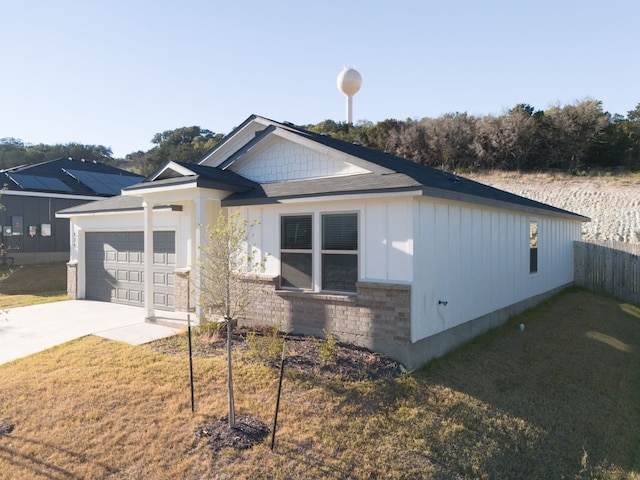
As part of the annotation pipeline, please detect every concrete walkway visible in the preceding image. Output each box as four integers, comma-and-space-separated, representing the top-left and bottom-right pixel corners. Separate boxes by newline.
0, 300, 183, 365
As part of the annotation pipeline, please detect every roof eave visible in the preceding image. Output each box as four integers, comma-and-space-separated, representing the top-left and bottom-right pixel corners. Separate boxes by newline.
421, 186, 591, 222
221, 187, 422, 207
56, 204, 182, 219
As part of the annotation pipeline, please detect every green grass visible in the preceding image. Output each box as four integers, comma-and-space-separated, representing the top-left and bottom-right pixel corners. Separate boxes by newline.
0, 288, 639, 479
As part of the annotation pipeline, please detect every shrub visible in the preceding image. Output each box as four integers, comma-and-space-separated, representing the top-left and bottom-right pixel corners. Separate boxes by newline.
317, 329, 339, 366
198, 318, 226, 340
246, 325, 285, 364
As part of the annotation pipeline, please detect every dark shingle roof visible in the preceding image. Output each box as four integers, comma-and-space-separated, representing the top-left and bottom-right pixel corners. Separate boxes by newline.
57, 195, 144, 215
172, 161, 256, 191
124, 160, 257, 193
219, 117, 588, 221
3, 157, 143, 196
57, 116, 589, 222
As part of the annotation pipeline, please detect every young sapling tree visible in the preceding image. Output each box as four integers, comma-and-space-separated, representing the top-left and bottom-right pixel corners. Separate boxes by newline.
196, 210, 267, 428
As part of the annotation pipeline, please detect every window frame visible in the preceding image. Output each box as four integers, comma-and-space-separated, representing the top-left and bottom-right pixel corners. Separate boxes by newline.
320, 212, 359, 293
529, 220, 538, 274
279, 211, 360, 294
280, 214, 314, 290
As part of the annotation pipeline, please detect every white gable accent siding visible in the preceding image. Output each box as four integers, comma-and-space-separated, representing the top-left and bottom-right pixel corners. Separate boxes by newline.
235, 139, 370, 183
412, 198, 581, 342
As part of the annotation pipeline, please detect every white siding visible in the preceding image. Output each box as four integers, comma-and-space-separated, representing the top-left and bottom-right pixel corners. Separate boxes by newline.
240, 197, 414, 286
363, 202, 387, 279
387, 201, 413, 282
412, 197, 582, 342
235, 138, 369, 183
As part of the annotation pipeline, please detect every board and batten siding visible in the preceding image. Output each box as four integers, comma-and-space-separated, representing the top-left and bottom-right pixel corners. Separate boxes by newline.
242, 196, 414, 285
412, 197, 581, 342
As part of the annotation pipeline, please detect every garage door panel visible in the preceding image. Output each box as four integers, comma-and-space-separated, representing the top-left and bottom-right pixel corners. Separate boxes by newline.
116, 288, 130, 301
116, 269, 130, 281
154, 292, 174, 309
86, 231, 175, 311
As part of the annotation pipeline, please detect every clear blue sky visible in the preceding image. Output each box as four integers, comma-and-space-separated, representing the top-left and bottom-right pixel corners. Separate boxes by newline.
1, 0, 638, 158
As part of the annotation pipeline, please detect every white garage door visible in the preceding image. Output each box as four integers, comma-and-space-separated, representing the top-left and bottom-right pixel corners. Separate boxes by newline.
85, 231, 175, 311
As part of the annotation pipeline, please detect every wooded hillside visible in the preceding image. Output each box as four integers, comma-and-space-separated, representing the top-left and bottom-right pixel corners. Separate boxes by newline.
2, 100, 639, 175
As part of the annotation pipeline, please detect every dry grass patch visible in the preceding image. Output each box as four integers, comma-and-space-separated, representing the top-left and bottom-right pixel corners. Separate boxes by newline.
0, 289, 639, 479
0, 263, 67, 308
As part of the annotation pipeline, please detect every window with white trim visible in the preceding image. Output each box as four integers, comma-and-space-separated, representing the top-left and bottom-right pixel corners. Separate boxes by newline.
321, 213, 358, 292
280, 212, 359, 293
529, 221, 538, 274
280, 215, 313, 289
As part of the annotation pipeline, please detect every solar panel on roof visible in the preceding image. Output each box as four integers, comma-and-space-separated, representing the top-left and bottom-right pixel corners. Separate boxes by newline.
65, 169, 141, 195
9, 174, 74, 193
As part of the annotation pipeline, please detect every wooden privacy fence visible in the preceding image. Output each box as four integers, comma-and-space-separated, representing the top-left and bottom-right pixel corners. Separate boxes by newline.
574, 241, 640, 305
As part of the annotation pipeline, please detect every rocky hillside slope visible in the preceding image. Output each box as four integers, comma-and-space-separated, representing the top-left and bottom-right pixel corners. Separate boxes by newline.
467, 172, 640, 244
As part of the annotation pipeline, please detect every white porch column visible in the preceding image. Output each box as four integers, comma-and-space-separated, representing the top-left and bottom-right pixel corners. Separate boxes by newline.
143, 200, 155, 319
193, 197, 207, 319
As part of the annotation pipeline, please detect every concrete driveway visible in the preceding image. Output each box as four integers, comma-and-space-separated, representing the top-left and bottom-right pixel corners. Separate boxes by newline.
0, 300, 183, 365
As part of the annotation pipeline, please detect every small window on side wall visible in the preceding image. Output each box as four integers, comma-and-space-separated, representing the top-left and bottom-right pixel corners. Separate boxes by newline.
529, 221, 538, 274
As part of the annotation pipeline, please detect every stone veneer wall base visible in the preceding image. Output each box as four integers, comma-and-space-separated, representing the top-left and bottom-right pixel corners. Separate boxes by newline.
66, 261, 77, 300
241, 277, 572, 370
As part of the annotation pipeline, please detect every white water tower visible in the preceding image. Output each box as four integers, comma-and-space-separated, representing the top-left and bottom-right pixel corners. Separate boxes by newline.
336, 67, 362, 124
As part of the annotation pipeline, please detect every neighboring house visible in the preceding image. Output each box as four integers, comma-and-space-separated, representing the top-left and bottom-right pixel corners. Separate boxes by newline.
0, 157, 143, 264
57, 115, 589, 368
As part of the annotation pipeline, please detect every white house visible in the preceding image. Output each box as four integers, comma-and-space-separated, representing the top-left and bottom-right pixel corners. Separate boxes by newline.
57, 115, 589, 368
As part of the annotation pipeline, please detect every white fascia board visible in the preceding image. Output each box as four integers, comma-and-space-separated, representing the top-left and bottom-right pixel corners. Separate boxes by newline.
201, 120, 268, 167
421, 186, 590, 222
56, 205, 175, 219
1, 190, 104, 201
122, 180, 199, 197
124, 182, 229, 203
147, 161, 195, 181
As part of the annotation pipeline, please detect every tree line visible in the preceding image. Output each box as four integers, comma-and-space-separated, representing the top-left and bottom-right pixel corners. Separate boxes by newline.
2, 100, 639, 176
0, 126, 222, 175
306, 100, 640, 173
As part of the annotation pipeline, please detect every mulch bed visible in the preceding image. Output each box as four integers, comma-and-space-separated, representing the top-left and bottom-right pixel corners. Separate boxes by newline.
193, 416, 270, 452
0, 419, 14, 438
150, 327, 405, 382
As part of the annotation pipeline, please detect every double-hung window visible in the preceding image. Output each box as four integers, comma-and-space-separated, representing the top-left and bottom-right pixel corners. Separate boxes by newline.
280, 215, 313, 289
321, 213, 358, 292
280, 212, 359, 293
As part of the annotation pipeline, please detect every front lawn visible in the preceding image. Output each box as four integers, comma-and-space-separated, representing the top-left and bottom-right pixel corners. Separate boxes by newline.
0, 262, 67, 308
0, 288, 638, 479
